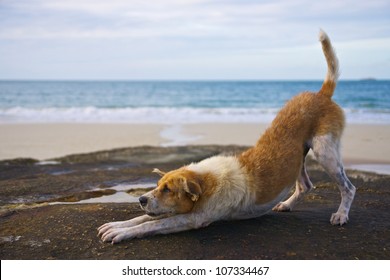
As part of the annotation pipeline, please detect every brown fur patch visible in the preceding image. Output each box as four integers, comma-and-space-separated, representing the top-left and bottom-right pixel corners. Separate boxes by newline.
319, 80, 337, 98
239, 91, 345, 204
151, 170, 191, 214
152, 169, 217, 214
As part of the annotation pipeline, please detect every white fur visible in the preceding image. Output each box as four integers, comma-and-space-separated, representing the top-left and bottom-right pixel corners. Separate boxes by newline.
318, 29, 328, 42
319, 29, 339, 83
187, 156, 253, 219
312, 134, 356, 225
187, 156, 291, 221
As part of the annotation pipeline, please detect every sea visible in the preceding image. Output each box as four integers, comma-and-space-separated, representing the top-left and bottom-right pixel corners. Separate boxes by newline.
0, 80, 389, 124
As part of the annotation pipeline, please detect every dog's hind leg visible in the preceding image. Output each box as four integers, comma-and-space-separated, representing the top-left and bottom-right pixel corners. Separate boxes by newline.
273, 146, 313, 212
312, 134, 356, 225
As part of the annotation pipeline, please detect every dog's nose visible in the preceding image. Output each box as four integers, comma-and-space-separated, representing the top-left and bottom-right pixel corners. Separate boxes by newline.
139, 196, 148, 207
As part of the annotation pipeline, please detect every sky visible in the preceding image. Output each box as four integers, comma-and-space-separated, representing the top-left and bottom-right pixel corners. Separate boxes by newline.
0, 0, 389, 80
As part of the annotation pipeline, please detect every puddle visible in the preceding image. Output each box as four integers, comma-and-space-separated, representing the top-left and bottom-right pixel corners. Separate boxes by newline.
49, 170, 75, 176
35, 161, 60, 165
49, 183, 155, 205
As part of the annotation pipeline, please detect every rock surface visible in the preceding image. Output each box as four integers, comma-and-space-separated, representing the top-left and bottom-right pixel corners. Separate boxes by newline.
0, 145, 389, 259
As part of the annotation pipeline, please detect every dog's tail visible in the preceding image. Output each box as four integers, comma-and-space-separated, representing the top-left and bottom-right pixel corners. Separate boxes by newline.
318, 29, 339, 98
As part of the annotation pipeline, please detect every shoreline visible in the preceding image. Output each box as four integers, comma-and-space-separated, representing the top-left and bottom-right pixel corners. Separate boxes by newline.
1, 122, 390, 174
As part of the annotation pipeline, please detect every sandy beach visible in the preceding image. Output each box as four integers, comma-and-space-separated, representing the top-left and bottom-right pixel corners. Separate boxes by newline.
0, 123, 164, 160
1, 123, 389, 173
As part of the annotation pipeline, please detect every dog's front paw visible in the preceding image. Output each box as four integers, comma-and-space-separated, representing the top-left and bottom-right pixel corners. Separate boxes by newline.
100, 228, 134, 244
97, 221, 124, 238
330, 212, 349, 225
272, 202, 291, 212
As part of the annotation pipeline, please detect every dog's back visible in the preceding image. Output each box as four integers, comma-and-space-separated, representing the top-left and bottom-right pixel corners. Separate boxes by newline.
239, 30, 345, 205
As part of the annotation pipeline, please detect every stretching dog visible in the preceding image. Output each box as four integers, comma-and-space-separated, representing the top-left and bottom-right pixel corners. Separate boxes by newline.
98, 30, 356, 244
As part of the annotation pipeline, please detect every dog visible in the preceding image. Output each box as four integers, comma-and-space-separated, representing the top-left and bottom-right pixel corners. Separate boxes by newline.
98, 30, 356, 244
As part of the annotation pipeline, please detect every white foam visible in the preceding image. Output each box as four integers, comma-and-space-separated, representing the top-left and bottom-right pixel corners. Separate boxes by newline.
343, 108, 390, 124
0, 106, 389, 124
0, 106, 278, 124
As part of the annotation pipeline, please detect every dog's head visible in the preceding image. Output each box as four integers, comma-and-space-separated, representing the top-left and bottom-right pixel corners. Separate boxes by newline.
139, 168, 202, 216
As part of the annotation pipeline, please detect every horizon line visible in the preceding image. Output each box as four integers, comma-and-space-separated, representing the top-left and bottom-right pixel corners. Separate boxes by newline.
0, 78, 385, 82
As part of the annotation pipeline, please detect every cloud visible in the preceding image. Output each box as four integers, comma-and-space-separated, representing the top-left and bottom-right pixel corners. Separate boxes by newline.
0, 0, 389, 79
2, 0, 388, 42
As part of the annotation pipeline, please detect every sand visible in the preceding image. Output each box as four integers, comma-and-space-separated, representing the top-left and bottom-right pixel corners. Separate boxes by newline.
0, 123, 164, 160
1, 123, 389, 172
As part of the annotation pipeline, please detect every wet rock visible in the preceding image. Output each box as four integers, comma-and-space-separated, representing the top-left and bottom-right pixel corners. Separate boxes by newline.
0, 145, 389, 259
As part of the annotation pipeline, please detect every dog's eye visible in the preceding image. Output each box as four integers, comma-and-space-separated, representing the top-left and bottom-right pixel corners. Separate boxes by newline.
162, 185, 170, 193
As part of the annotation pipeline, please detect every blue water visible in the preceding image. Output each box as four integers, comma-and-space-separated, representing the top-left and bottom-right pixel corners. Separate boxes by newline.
0, 80, 389, 124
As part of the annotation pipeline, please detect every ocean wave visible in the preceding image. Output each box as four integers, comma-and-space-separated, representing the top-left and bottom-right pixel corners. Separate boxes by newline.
0, 107, 278, 124
0, 106, 389, 124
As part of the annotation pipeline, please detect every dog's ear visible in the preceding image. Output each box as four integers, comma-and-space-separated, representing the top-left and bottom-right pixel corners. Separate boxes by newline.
182, 179, 202, 202
152, 168, 166, 177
